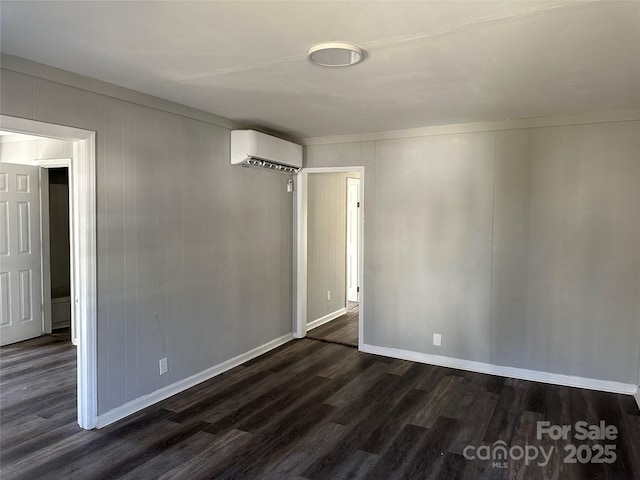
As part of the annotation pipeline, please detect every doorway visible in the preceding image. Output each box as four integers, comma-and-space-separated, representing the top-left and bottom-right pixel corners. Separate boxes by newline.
40, 162, 74, 344
1, 158, 74, 344
346, 177, 360, 307
0, 115, 97, 429
294, 167, 364, 349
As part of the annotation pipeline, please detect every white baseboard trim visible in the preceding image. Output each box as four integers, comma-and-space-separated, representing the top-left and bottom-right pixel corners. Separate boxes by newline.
307, 307, 347, 331
360, 343, 638, 396
95, 333, 293, 428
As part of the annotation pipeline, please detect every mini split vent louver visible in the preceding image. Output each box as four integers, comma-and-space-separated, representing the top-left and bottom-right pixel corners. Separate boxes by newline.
231, 130, 303, 174
245, 157, 300, 174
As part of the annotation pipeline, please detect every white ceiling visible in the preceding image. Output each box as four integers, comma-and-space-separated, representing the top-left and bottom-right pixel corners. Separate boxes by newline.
1, 1, 639, 139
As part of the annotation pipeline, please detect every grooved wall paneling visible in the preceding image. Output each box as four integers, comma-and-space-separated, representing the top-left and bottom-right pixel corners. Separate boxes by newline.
0, 67, 294, 415
306, 121, 640, 384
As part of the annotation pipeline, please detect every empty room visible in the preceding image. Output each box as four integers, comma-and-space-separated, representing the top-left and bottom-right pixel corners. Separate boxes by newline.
0, 1, 639, 479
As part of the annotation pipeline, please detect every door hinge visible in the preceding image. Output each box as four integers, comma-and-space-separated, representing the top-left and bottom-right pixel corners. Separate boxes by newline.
357, 201, 360, 208
357, 286, 360, 293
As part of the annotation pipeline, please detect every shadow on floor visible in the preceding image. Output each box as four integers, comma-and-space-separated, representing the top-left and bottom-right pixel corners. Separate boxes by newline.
306, 303, 358, 347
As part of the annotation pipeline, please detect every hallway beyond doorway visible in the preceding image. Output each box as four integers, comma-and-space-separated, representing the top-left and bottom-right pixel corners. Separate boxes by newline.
307, 303, 358, 347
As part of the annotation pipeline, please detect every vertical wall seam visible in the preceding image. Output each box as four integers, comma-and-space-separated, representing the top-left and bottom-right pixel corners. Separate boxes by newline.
67, 86, 71, 127
102, 97, 110, 410
30, 76, 34, 120
489, 130, 497, 366
637, 131, 640, 387
123, 104, 129, 403
180, 118, 185, 380
371, 140, 378, 346
155, 114, 160, 393
133, 106, 139, 402
121, 102, 126, 404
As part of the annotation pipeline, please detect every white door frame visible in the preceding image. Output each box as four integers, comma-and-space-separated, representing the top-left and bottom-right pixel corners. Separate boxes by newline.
0, 115, 97, 430
36, 159, 75, 345
294, 166, 365, 350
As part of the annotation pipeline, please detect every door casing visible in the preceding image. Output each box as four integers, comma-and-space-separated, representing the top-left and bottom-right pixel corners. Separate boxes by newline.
294, 166, 365, 349
37, 159, 75, 344
1, 115, 97, 430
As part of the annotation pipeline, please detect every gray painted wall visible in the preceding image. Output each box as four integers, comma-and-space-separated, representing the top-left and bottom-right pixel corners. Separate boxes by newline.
374, 133, 495, 361
307, 172, 359, 323
491, 124, 640, 382
1, 67, 294, 414
306, 121, 640, 384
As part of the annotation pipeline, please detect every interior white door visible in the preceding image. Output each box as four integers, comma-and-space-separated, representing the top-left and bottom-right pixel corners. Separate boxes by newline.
0, 162, 43, 346
346, 178, 360, 303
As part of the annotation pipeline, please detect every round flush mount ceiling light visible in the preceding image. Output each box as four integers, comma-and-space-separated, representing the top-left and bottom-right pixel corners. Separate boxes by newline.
307, 42, 365, 67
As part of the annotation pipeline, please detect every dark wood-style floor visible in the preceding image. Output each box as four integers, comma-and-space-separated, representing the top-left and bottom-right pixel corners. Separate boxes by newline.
1, 335, 639, 480
307, 303, 359, 347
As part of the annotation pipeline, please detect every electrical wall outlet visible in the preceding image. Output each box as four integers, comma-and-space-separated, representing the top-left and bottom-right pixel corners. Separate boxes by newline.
327, 290, 331, 301
433, 333, 442, 347
159, 357, 168, 375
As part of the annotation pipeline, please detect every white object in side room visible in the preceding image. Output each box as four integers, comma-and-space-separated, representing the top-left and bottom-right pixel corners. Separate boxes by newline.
51, 291, 71, 329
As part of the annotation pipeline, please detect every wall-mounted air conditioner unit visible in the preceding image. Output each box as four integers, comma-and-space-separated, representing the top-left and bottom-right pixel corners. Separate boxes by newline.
231, 130, 303, 174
